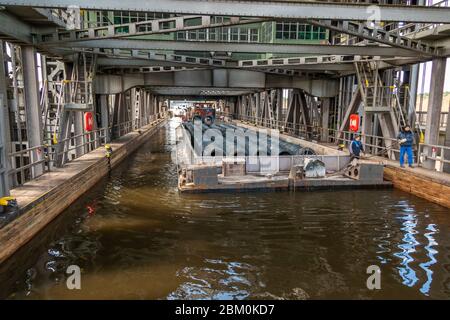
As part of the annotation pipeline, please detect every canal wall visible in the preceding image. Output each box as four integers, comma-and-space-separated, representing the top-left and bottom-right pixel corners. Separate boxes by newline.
0, 118, 167, 264
384, 165, 450, 208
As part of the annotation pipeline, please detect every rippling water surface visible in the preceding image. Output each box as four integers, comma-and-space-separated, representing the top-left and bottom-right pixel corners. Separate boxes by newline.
1, 119, 449, 299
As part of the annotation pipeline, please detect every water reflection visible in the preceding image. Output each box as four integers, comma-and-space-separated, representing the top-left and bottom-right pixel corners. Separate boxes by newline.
168, 259, 259, 300
395, 212, 420, 287
419, 224, 438, 296
0, 120, 449, 300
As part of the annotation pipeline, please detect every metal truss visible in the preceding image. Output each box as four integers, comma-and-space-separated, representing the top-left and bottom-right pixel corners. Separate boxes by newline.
99, 66, 205, 74
36, 15, 266, 44
238, 55, 422, 70
60, 48, 226, 68
306, 19, 439, 56
46, 39, 422, 57
2, 0, 450, 23
0, 10, 34, 44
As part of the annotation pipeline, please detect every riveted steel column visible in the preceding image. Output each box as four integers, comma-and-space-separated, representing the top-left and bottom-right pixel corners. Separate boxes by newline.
423, 58, 447, 170
22, 46, 44, 177
0, 42, 10, 197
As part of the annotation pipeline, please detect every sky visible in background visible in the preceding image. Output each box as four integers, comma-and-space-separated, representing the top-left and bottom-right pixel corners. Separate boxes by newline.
417, 58, 450, 94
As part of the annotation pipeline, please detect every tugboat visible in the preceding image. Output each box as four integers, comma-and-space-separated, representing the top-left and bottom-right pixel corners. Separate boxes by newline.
192, 103, 216, 126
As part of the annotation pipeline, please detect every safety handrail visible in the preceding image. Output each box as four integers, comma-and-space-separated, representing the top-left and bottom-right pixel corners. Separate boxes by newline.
218, 112, 450, 171
7, 112, 168, 187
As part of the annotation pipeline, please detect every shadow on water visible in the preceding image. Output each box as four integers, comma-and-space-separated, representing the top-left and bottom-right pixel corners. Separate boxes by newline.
0, 119, 449, 300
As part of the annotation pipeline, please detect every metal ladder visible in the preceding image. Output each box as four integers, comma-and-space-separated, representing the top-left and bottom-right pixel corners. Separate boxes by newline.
69, 52, 96, 109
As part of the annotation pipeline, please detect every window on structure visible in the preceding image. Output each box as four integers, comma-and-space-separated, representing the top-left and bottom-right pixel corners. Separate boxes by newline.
209, 28, 218, 41
276, 22, 283, 39
240, 28, 248, 42
160, 21, 173, 30
184, 17, 202, 27
220, 28, 229, 41
113, 13, 121, 25
102, 14, 110, 26
290, 23, 297, 39
298, 24, 306, 40
311, 26, 320, 40
188, 31, 197, 40
130, 12, 138, 23
266, 23, 272, 42
305, 25, 312, 39
198, 29, 206, 40
250, 29, 258, 42
177, 32, 186, 40
231, 27, 239, 41
319, 27, 327, 40
137, 13, 145, 22
283, 23, 290, 39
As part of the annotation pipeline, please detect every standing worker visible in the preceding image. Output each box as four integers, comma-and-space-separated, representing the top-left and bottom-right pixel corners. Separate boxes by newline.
397, 125, 415, 168
349, 135, 364, 160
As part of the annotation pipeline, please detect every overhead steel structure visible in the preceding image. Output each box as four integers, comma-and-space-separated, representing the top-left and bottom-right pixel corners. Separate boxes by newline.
0, 0, 450, 197
2, 0, 450, 23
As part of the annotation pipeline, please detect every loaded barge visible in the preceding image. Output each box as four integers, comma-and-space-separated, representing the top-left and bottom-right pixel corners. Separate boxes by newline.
176, 112, 391, 193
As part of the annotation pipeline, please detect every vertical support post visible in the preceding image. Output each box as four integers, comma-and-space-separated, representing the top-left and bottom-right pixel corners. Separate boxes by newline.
99, 95, 110, 143
22, 46, 44, 177
408, 64, 419, 127
362, 113, 373, 153
276, 89, 283, 128
0, 93, 9, 197
156, 96, 161, 117
444, 118, 450, 173
73, 111, 84, 157
0, 41, 11, 196
423, 58, 447, 170
130, 88, 137, 128
55, 111, 72, 167
321, 98, 330, 142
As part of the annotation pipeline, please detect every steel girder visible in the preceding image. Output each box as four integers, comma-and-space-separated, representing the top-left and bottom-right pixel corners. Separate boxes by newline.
0, 10, 34, 44
305, 19, 439, 56
44, 39, 421, 57
36, 15, 267, 44
1, 1, 450, 23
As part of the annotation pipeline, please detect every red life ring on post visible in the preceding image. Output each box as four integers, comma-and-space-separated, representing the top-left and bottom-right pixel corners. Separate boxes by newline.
84, 112, 94, 132
349, 114, 359, 132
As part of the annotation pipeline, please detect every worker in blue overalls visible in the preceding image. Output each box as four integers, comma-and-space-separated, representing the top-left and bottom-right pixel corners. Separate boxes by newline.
397, 125, 415, 168
349, 135, 364, 160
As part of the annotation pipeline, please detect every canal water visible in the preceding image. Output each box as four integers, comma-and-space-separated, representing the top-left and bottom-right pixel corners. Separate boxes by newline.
1, 119, 449, 300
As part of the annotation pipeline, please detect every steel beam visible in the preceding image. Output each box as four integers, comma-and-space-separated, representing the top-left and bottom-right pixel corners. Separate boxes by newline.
100, 66, 204, 73
37, 15, 266, 44
1, 1, 450, 23
48, 39, 420, 56
0, 10, 33, 44
92, 49, 225, 67
97, 57, 208, 68
305, 19, 438, 56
